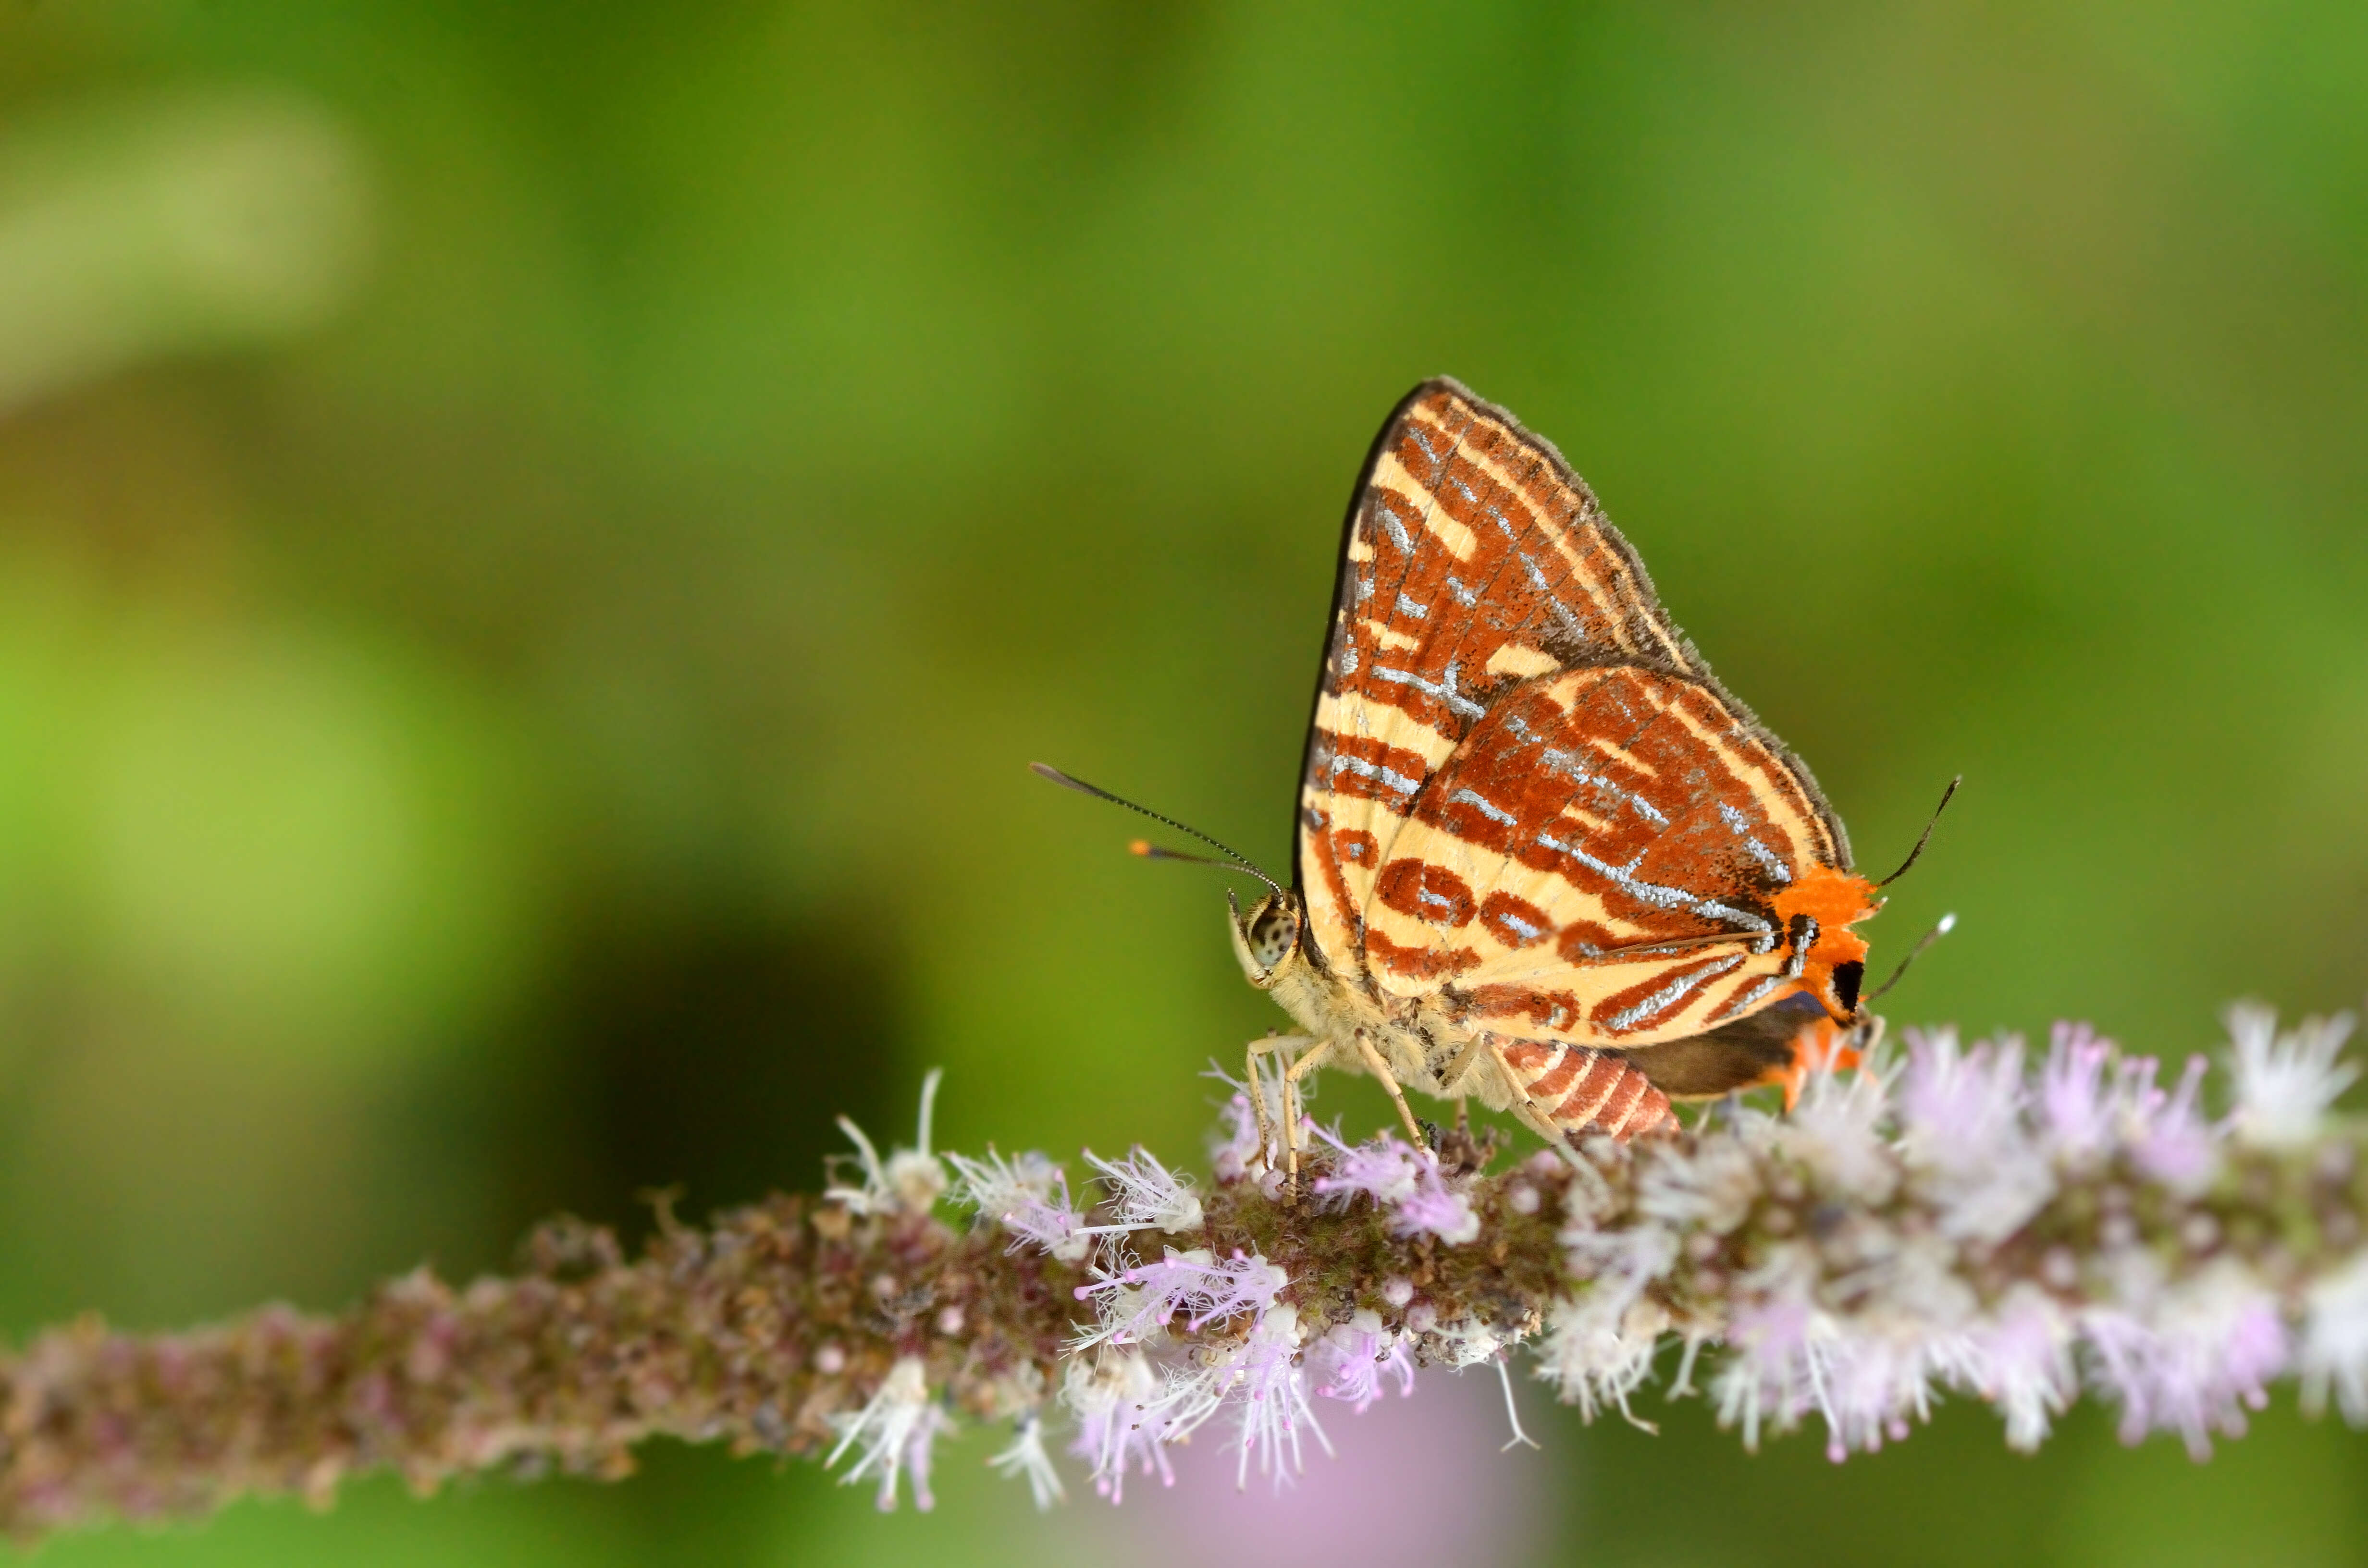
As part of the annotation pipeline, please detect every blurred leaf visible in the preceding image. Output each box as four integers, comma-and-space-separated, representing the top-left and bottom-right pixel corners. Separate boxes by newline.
0, 88, 369, 413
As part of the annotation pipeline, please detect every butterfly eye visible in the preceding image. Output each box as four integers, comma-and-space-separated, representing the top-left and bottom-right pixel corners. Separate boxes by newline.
1248, 905, 1299, 970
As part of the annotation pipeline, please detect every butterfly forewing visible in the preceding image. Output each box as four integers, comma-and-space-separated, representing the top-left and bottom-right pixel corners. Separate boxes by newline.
1297, 378, 1854, 1049
1299, 380, 1697, 978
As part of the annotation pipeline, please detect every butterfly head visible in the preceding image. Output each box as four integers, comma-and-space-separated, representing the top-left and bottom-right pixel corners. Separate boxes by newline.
1771, 775, 1960, 1027
1228, 888, 1306, 989
1772, 865, 1884, 1026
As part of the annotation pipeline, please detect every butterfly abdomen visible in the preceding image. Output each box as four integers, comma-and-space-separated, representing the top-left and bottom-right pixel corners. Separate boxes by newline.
1494, 1037, 1676, 1140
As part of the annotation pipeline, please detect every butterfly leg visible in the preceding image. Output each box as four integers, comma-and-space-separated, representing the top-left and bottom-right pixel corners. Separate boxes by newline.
1280, 1040, 1330, 1191
1484, 1041, 1570, 1148
1348, 1029, 1428, 1148
1437, 1035, 1491, 1097
1244, 1033, 1313, 1172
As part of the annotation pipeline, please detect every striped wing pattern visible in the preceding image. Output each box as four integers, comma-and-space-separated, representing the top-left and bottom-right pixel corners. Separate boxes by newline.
1298, 381, 1690, 983
1375, 663, 1841, 1044
1297, 380, 1854, 1105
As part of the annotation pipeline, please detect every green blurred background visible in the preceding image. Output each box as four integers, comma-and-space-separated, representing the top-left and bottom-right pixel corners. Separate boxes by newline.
0, 1, 2363, 1564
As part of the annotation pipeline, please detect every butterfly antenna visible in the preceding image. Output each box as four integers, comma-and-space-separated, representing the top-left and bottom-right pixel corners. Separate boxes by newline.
1030, 762, 1287, 898
1868, 912, 1956, 1001
1876, 775, 1962, 888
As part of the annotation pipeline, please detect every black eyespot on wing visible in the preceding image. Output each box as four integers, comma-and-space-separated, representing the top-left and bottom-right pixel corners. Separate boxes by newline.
1832, 959, 1864, 1016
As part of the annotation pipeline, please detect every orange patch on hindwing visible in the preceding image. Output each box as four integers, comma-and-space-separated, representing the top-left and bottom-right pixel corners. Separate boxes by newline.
1772, 865, 1880, 933
1774, 864, 1880, 978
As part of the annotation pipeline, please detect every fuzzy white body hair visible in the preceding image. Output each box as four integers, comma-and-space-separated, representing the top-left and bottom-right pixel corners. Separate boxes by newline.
1243, 902, 1534, 1128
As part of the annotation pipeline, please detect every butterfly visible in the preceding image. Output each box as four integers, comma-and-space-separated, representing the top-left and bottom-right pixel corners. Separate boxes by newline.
1042, 379, 1945, 1171
1220, 378, 1921, 1167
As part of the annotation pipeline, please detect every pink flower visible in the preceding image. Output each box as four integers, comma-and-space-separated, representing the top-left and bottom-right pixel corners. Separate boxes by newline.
1004, 1194, 1089, 1260
1393, 1176, 1482, 1246
1715, 1295, 1821, 1452
1210, 1090, 1264, 1182
1223, 1305, 1331, 1489
1961, 1287, 2077, 1451
1779, 1064, 1898, 1203
1538, 1292, 1663, 1423
987, 1414, 1064, 1509
1307, 1310, 1417, 1413
2083, 1266, 2290, 1459
945, 1149, 1088, 1261
2129, 1054, 2217, 1191
825, 1357, 949, 1511
1310, 1128, 1423, 1209
2038, 1022, 2119, 1158
1310, 1128, 1481, 1245
1072, 1249, 1288, 1348
1082, 1148, 1204, 1235
1065, 1352, 1194, 1501
1899, 1029, 2028, 1162
1897, 1029, 2052, 1242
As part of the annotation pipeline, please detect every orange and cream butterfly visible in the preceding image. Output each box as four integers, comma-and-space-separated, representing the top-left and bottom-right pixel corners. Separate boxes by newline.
1046, 379, 1947, 1169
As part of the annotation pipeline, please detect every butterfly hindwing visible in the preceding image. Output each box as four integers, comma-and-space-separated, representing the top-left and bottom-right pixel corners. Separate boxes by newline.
1373, 664, 1846, 1045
